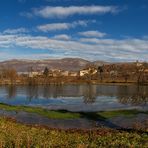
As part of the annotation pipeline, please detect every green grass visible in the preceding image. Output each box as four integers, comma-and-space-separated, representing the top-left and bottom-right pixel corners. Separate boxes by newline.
0, 117, 147, 147
0, 103, 81, 119
0, 103, 147, 120
98, 109, 148, 118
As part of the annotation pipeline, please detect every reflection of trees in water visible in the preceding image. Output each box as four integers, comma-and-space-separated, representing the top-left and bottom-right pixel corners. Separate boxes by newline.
4, 85, 97, 102
4, 85, 148, 106
53, 85, 64, 98
25, 85, 65, 100
43, 85, 64, 99
117, 85, 148, 105
42, 85, 97, 102
22, 85, 88, 100
83, 84, 97, 104
43, 85, 51, 99
6, 85, 16, 99
26, 86, 39, 101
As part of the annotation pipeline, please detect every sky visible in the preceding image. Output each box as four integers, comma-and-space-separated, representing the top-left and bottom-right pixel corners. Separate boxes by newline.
0, 0, 148, 62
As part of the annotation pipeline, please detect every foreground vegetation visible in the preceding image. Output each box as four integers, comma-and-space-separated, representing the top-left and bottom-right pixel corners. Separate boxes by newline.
0, 103, 147, 147
0, 117, 147, 147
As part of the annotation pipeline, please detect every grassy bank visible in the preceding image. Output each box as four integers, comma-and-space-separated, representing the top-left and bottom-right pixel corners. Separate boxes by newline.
0, 103, 147, 147
0, 103, 81, 119
99, 109, 148, 118
0, 117, 147, 147
0, 103, 147, 120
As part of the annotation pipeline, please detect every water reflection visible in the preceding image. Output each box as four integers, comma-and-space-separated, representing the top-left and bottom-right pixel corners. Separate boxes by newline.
6, 85, 17, 99
83, 85, 96, 104
118, 85, 148, 105
0, 84, 148, 109
26, 86, 39, 101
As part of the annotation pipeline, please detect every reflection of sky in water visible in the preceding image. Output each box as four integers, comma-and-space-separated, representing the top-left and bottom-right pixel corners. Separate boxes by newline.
0, 85, 147, 111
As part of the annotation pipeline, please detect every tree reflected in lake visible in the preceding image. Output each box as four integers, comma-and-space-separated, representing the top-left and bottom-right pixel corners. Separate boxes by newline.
1, 84, 148, 108
6, 85, 16, 99
26, 85, 39, 101
117, 85, 148, 105
42, 85, 64, 99
83, 84, 97, 104
24, 84, 97, 104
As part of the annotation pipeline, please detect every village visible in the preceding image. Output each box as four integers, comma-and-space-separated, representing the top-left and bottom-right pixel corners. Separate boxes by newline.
1, 60, 148, 85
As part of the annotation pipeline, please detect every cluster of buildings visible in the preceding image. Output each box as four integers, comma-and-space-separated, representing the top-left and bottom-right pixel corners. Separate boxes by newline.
18, 67, 99, 78
16, 61, 148, 79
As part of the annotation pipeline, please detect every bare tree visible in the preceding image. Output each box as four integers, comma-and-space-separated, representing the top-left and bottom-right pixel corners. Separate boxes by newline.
3, 68, 17, 84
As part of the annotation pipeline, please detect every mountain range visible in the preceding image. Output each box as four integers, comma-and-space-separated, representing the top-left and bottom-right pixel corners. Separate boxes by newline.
0, 58, 109, 72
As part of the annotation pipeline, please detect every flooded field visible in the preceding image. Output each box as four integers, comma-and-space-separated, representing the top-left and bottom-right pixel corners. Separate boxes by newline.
0, 84, 147, 130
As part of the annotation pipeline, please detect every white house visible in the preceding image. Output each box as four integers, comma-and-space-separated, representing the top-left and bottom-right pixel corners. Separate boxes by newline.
80, 69, 89, 76
80, 68, 97, 77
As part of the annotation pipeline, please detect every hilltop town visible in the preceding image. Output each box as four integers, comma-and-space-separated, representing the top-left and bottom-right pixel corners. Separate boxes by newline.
0, 58, 148, 85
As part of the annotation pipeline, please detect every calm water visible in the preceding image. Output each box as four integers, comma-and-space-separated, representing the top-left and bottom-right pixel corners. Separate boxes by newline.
0, 84, 147, 112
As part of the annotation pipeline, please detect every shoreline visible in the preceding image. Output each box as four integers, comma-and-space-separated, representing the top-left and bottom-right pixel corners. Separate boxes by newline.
0, 103, 147, 131
2, 116, 148, 133
0, 81, 148, 86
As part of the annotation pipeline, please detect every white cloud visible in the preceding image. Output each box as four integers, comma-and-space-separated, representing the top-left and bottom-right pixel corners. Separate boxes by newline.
79, 31, 107, 38
0, 34, 148, 62
53, 34, 71, 40
80, 38, 114, 44
0, 52, 54, 62
37, 20, 88, 32
3, 28, 29, 34
37, 23, 69, 32
24, 5, 119, 18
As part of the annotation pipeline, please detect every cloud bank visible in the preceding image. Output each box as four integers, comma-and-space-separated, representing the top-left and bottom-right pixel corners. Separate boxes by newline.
23, 5, 119, 18
79, 31, 107, 38
0, 33, 148, 62
3, 28, 29, 34
37, 20, 88, 32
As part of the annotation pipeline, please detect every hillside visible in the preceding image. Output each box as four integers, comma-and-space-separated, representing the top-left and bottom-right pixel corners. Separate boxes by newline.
0, 58, 102, 72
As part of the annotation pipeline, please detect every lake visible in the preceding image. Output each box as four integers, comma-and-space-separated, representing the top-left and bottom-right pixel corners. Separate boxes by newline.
0, 84, 147, 112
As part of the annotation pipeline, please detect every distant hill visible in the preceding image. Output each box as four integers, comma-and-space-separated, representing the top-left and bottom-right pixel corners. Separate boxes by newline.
0, 58, 109, 72
0, 58, 144, 72
0, 58, 107, 72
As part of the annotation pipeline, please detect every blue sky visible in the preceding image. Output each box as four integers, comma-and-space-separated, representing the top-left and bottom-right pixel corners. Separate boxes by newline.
0, 0, 148, 62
